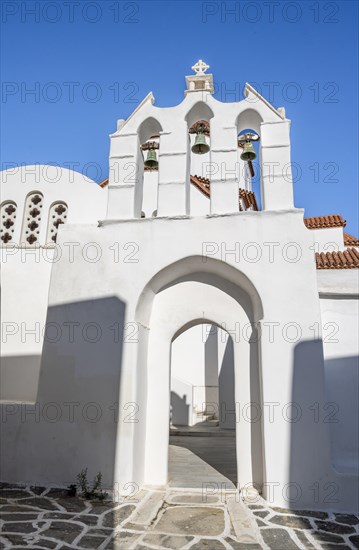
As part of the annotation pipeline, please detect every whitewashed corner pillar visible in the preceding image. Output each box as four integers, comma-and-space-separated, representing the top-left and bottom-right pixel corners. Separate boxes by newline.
157, 123, 190, 216
107, 132, 144, 219
209, 123, 239, 214
260, 120, 294, 210
234, 338, 255, 490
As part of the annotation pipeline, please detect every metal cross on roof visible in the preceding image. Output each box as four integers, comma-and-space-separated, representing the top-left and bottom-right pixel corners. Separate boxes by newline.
192, 59, 210, 76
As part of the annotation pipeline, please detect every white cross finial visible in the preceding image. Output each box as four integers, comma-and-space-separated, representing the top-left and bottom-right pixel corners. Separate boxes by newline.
192, 59, 210, 76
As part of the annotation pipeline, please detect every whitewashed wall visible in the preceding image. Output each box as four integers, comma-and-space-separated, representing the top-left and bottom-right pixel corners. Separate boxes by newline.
0, 166, 107, 402
310, 227, 344, 253
171, 324, 234, 427
317, 270, 359, 476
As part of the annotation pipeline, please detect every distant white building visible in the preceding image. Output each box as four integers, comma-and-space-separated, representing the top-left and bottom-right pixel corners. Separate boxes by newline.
1, 62, 358, 512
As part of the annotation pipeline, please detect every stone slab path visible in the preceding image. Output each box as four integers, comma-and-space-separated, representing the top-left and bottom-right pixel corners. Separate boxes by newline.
168, 444, 236, 490
1, 483, 358, 549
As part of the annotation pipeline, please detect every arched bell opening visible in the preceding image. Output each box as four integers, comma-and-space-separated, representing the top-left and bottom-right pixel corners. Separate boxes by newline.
137, 117, 163, 218
236, 109, 263, 211
188, 120, 211, 176
185, 104, 214, 213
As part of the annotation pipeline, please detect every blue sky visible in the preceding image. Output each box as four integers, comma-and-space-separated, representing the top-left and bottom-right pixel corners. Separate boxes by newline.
1, 0, 358, 234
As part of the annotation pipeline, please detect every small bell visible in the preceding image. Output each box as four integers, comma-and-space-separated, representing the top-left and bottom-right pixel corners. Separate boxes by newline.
192, 133, 210, 155
144, 148, 158, 169
240, 141, 256, 162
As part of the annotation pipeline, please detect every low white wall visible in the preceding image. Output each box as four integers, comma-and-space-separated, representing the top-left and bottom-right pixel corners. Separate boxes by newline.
310, 227, 344, 253
319, 293, 359, 474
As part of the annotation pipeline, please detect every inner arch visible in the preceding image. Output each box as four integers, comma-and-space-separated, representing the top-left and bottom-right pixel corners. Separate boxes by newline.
135, 256, 264, 327
170, 321, 237, 489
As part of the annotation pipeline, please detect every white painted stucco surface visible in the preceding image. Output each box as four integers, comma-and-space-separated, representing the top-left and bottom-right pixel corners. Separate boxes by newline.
0, 167, 107, 402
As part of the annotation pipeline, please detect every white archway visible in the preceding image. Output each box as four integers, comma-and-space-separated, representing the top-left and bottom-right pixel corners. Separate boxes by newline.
134, 257, 264, 492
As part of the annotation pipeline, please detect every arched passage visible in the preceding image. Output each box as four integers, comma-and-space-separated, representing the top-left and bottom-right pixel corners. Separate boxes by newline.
134, 257, 264, 493
170, 320, 237, 489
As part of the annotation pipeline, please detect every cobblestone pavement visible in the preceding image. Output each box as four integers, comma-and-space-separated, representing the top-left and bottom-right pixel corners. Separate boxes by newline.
0, 483, 358, 549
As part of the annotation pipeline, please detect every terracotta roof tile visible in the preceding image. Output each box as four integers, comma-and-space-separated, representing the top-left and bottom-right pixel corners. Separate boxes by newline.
344, 232, 359, 247
239, 189, 258, 211
304, 214, 346, 229
190, 175, 210, 197
315, 247, 359, 269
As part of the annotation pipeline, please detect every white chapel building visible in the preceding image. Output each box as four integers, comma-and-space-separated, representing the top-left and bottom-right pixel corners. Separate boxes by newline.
1, 61, 358, 512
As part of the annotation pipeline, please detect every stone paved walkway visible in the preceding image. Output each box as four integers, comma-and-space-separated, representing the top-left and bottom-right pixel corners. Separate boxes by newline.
0, 483, 358, 549
168, 443, 236, 490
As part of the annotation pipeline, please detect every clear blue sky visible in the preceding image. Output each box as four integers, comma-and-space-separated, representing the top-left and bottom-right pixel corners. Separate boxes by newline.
1, 0, 358, 234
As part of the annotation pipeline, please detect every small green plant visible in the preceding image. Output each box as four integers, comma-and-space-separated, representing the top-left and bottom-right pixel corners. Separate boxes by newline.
76, 468, 107, 500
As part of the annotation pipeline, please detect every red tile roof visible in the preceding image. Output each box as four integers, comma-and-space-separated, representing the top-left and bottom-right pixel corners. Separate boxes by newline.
315, 248, 359, 269
304, 215, 346, 229
190, 175, 210, 197
344, 232, 359, 247
239, 188, 258, 211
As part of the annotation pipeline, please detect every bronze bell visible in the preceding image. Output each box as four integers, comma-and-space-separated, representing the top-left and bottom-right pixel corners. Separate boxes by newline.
240, 141, 256, 161
192, 133, 210, 155
144, 148, 158, 169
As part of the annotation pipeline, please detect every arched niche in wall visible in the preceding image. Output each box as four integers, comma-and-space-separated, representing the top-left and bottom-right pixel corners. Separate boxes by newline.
185, 102, 214, 129
138, 116, 163, 145
46, 201, 68, 244
20, 191, 44, 246
185, 102, 214, 193
236, 109, 263, 210
137, 117, 163, 218
0, 201, 17, 244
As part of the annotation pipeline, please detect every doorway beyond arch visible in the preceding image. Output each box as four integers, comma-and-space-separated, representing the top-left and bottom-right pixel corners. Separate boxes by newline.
170, 322, 237, 490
